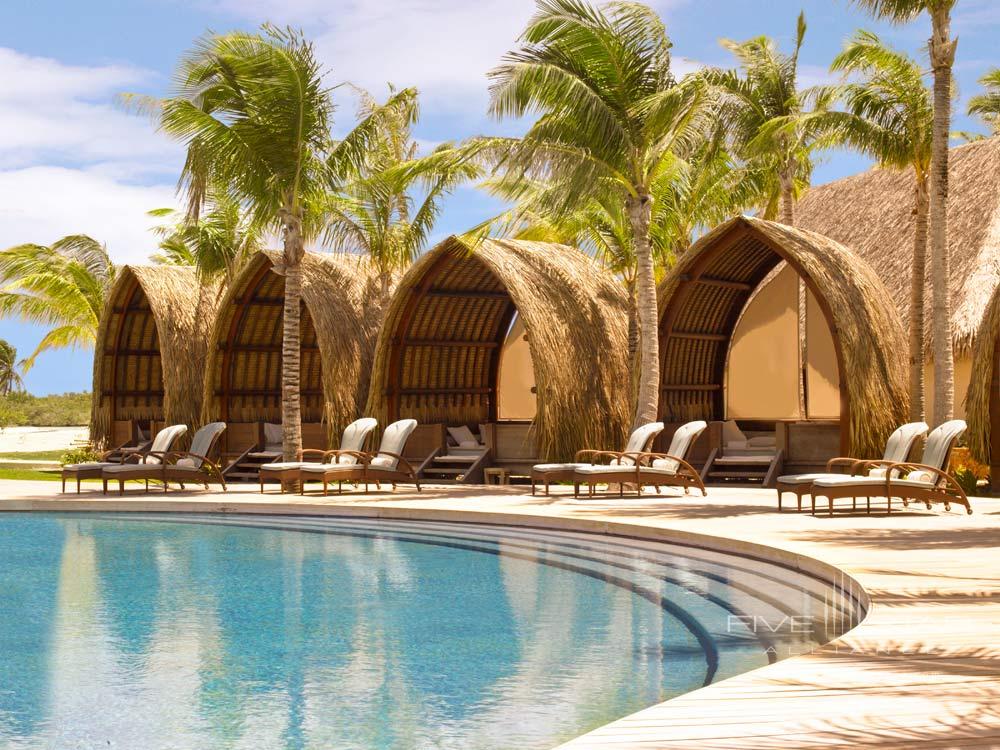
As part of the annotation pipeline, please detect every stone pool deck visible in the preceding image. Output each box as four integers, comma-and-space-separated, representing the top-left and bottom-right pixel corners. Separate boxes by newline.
1, 479, 998, 749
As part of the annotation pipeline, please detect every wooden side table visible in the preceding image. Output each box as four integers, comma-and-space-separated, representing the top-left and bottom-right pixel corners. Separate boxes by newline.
484, 467, 510, 486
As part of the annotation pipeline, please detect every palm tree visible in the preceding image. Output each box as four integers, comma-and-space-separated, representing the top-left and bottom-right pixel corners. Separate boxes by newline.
146, 26, 411, 461
830, 30, 933, 421
0, 340, 24, 396
851, 0, 958, 426
708, 12, 837, 226
967, 68, 1000, 135
487, 0, 713, 427
149, 194, 260, 288
0, 235, 115, 372
323, 87, 482, 295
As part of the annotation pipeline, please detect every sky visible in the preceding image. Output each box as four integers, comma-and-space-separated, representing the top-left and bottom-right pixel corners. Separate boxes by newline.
1, 0, 998, 394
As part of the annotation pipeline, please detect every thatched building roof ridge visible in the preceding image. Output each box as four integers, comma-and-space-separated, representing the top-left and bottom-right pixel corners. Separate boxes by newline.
795, 136, 1000, 356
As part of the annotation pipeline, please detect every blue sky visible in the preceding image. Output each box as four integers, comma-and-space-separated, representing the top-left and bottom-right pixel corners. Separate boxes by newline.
1, 0, 998, 394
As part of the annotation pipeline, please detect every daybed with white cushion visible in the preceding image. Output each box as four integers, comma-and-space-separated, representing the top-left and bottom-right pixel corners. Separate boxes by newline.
261, 418, 377, 493
62, 424, 187, 494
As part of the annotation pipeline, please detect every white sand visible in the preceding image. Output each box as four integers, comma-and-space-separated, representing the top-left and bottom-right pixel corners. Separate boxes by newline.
0, 426, 88, 453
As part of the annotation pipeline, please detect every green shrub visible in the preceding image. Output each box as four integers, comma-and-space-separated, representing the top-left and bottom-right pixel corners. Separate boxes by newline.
0, 392, 90, 427
59, 445, 101, 466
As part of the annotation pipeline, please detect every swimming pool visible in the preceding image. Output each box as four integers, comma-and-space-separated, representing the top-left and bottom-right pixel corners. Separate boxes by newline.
0, 513, 863, 749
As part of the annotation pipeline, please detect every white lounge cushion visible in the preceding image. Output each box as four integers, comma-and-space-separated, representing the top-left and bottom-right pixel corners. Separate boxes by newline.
64, 461, 119, 471
370, 419, 418, 469
260, 461, 327, 472
447, 425, 477, 446
777, 472, 834, 485
642, 459, 679, 476
575, 464, 639, 475
533, 462, 587, 473
813, 475, 883, 488
103, 463, 160, 475
300, 463, 358, 476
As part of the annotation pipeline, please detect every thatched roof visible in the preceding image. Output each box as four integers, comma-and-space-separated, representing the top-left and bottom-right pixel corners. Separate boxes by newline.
658, 216, 908, 457
202, 251, 391, 443
365, 236, 631, 461
965, 285, 1000, 463
795, 136, 1000, 357
91, 265, 219, 447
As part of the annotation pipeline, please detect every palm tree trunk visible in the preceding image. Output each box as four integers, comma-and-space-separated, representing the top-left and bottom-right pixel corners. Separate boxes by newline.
928, 8, 956, 426
626, 279, 639, 362
779, 166, 807, 418
281, 207, 305, 463
626, 191, 659, 429
909, 176, 929, 422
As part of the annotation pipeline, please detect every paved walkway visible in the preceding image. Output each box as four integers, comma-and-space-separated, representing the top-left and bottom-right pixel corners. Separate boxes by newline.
2, 480, 999, 749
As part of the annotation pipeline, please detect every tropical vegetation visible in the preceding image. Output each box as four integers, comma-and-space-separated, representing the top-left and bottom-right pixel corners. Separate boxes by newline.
0, 235, 115, 372
0, 340, 23, 396
829, 30, 933, 421
968, 68, 1000, 135
486, 0, 713, 428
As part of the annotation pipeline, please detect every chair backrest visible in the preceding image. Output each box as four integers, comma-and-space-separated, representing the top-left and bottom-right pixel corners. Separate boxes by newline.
371, 419, 419, 469
147, 424, 187, 465
181, 422, 227, 468
882, 422, 929, 463
624, 422, 665, 454
336, 418, 378, 465
920, 420, 967, 471
655, 421, 708, 473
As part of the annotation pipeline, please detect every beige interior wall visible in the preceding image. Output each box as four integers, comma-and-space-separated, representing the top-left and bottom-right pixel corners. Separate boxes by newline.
497, 314, 537, 420
726, 265, 800, 419
806, 289, 840, 418
924, 355, 972, 421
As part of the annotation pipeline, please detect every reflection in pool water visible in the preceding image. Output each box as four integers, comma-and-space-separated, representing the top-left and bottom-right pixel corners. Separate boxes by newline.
0, 514, 862, 749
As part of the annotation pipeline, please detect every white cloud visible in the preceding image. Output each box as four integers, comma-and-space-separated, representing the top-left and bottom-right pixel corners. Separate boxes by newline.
0, 47, 180, 176
0, 166, 177, 265
203, 0, 687, 120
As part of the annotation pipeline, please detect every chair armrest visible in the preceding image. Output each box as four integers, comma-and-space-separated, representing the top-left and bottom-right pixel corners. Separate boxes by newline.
574, 449, 602, 461
296, 449, 330, 461
326, 449, 369, 464
163, 451, 219, 470
633, 452, 702, 478
583, 450, 630, 465
370, 450, 416, 474
825, 456, 861, 473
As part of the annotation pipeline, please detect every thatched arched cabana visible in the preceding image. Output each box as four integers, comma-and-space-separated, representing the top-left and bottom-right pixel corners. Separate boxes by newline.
658, 216, 907, 458
91, 265, 217, 448
202, 251, 389, 449
366, 236, 630, 463
966, 286, 1000, 473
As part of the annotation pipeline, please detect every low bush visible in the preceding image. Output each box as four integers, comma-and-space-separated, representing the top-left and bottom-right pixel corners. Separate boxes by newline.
0, 392, 90, 427
59, 445, 101, 466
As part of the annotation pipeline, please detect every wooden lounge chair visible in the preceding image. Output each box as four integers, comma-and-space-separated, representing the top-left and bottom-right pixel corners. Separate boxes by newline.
775, 421, 929, 512
62, 424, 187, 493
811, 420, 969, 515
162, 422, 229, 491
531, 422, 665, 496
261, 418, 378, 493
573, 420, 707, 498
102, 423, 226, 495
300, 419, 420, 494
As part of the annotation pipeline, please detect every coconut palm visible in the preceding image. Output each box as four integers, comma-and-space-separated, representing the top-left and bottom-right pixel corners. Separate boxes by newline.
830, 30, 933, 421
708, 12, 838, 225
323, 87, 482, 295
850, 0, 958, 426
145, 26, 412, 461
967, 68, 1000, 135
0, 340, 24, 396
0, 235, 115, 372
487, 0, 713, 427
149, 194, 260, 288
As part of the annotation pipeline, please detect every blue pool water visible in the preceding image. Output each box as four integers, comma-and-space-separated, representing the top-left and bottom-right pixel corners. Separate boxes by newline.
0, 514, 862, 749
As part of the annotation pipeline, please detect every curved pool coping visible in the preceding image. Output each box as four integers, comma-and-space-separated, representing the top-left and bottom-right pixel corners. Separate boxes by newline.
1, 481, 998, 748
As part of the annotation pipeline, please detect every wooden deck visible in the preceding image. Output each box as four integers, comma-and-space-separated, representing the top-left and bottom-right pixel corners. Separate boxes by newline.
2, 480, 999, 748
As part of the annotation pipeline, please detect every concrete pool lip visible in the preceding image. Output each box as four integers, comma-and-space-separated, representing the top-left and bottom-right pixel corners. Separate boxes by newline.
1, 481, 998, 748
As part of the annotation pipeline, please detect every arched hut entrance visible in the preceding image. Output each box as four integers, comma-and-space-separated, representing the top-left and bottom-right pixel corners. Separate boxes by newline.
366, 236, 630, 481
657, 217, 907, 481
203, 251, 389, 474
966, 286, 1000, 481
91, 266, 217, 449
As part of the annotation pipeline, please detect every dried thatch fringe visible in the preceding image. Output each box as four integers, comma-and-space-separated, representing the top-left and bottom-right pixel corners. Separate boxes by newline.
366, 236, 631, 462
796, 136, 1000, 358
201, 251, 393, 444
658, 217, 908, 458
90, 266, 218, 448
965, 286, 1000, 463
